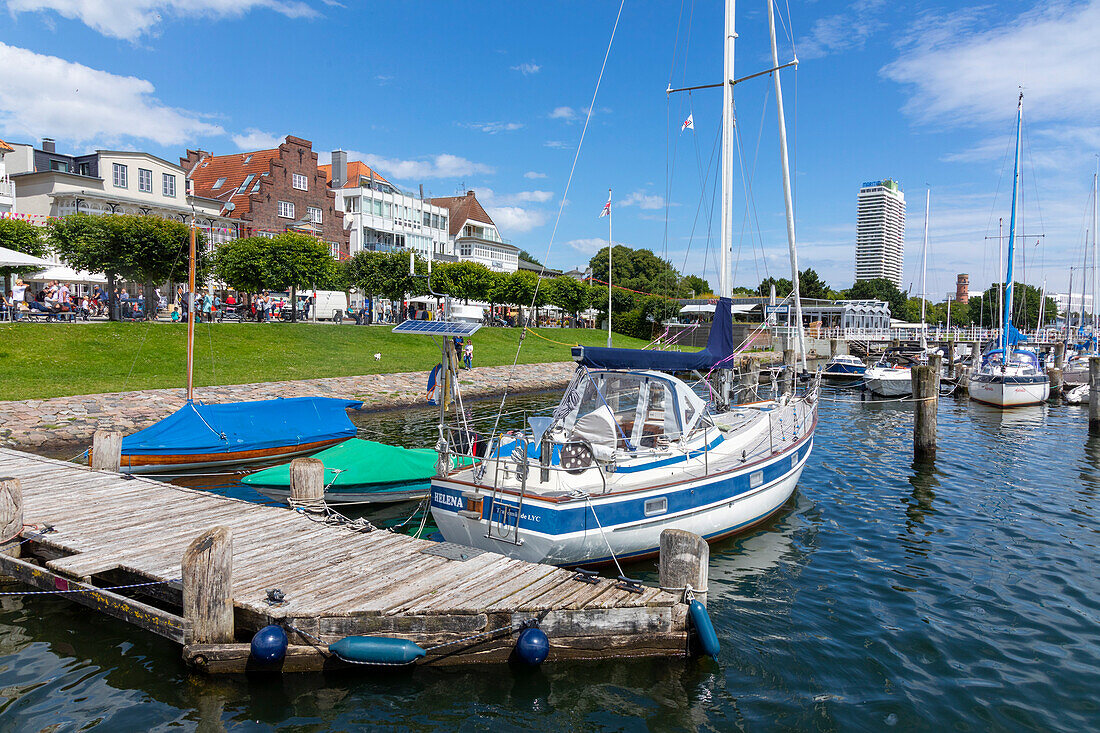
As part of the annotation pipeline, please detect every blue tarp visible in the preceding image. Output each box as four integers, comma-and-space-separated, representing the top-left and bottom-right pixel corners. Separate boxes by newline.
571, 297, 737, 372
994, 323, 1029, 348
122, 396, 362, 456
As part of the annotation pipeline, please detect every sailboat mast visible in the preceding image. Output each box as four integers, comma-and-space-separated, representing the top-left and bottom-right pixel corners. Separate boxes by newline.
767, 0, 806, 371
920, 188, 929, 348
1092, 166, 1098, 346
1002, 91, 1023, 355
718, 0, 735, 298
997, 218, 1003, 335
186, 223, 196, 403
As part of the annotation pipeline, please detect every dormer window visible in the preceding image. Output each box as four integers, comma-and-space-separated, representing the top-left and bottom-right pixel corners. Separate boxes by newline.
212, 177, 227, 190
244, 154, 253, 163
237, 174, 255, 193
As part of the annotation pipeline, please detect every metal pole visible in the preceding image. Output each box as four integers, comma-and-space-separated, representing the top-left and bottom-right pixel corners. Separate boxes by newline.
607, 187, 613, 347
719, 0, 736, 298
186, 223, 196, 403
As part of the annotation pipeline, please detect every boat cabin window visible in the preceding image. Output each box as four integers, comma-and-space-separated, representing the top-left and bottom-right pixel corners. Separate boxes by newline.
561, 372, 684, 453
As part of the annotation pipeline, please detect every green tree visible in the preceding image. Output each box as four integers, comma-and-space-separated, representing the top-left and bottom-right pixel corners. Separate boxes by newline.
216, 237, 269, 298
589, 245, 679, 296
49, 214, 207, 321
342, 250, 387, 302
846, 278, 907, 319
432, 260, 494, 304
0, 219, 47, 298
975, 282, 1057, 330
757, 276, 792, 298
679, 274, 711, 298
797, 268, 829, 300
545, 276, 589, 322
262, 232, 337, 322
517, 249, 544, 267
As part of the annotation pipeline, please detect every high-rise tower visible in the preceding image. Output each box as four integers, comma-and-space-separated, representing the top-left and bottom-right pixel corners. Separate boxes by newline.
854, 179, 906, 286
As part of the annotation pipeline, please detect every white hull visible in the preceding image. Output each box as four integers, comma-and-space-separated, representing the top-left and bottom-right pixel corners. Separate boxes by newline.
969, 378, 1050, 408
863, 368, 912, 397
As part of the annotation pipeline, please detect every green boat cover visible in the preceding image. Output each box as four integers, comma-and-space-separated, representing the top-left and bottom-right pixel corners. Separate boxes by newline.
241, 438, 438, 490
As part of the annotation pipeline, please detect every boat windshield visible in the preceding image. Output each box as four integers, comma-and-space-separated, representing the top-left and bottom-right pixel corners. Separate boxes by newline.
982, 348, 1040, 371
559, 371, 698, 452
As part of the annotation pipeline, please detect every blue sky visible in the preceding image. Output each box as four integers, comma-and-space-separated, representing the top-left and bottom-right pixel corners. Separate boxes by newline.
1, 0, 1098, 300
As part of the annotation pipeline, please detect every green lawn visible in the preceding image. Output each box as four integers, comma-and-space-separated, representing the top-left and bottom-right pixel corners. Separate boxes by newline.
0, 322, 650, 401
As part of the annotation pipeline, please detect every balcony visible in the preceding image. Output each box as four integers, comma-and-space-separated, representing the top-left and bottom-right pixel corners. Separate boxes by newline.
0, 177, 14, 209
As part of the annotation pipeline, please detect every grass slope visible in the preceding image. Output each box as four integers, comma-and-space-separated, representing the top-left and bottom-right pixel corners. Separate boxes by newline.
0, 322, 651, 401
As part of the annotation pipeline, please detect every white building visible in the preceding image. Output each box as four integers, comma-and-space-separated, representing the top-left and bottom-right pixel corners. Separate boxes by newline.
429, 190, 518, 273
1053, 292, 1094, 318
0, 139, 14, 214
855, 179, 906, 286
321, 151, 451, 259
6, 139, 240, 245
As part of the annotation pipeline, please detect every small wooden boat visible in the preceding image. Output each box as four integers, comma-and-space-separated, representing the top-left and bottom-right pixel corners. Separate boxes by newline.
115, 396, 362, 474
242, 437, 439, 504
821, 355, 866, 382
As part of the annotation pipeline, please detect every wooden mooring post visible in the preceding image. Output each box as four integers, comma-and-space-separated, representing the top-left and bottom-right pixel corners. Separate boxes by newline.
90, 430, 122, 472
289, 457, 325, 508
946, 338, 955, 379
783, 349, 795, 395
0, 477, 22, 555
912, 355, 940, 457
182, 526, 234, 644
1090, 357, 1100, 433
659, 529, 708, 607
1055, 342, 1065, 370
1048, 367, 1063, 396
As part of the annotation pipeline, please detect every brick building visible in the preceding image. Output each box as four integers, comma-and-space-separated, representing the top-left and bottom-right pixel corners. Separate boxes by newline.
181, 136, 347, 257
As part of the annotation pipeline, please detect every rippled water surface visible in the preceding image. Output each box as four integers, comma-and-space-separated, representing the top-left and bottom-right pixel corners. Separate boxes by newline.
1, 390, 1098, 731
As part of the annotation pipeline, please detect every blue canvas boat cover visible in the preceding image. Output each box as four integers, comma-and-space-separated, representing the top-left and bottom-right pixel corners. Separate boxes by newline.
572, 297, 737, 372
122, 396, 362, 456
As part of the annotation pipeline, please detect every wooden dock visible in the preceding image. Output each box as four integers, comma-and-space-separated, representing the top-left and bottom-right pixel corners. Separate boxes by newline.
0, 448, 690, 673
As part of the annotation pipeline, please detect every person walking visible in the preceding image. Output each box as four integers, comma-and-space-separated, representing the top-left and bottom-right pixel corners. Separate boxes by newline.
464, 340, 473, 370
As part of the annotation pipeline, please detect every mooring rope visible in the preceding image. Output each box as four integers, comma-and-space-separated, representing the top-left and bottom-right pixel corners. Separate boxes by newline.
0, 578, 179, 596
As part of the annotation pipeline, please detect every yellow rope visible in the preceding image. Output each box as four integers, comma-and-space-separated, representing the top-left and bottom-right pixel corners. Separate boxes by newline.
523, 327, 580, 348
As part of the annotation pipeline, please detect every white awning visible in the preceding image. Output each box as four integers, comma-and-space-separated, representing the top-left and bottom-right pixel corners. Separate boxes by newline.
0, 246, 52, 269
26, 266, 108, 284
680, 303, 715, 314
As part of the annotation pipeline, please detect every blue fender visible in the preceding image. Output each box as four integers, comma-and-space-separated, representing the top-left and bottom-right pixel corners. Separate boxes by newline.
250, 625, 288, 663
329, 636, 426, 666
689, 599, 720, 659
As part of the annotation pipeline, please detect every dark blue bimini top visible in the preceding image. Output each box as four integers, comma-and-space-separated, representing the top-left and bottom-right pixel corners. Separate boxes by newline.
122, 396, 362, 456
572, 297, 737, 372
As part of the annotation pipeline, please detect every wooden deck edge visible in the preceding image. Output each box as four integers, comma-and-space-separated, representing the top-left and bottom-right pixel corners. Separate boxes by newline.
0, 550, 190, 644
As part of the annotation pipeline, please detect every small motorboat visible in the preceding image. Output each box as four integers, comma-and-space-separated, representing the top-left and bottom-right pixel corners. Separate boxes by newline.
242, 438, 441, 505
863, 348, 924, 398
821, 355, 866, 383
1064, 383, 1089, 405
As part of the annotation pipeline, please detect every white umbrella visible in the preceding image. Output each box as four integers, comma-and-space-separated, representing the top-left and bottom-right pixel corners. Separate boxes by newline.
0, 245, 52, 269
26, 266, 107, 284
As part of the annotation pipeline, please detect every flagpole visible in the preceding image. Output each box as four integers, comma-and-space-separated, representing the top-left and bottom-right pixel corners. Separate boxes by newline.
607, 187, 613, 347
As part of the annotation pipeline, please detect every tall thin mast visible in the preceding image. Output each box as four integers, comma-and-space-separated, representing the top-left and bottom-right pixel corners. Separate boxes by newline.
920, 188, 929, 350
718, 0, 735, 298
1002, 91, 1023, 355
607, 187, 613, 347
186, 223, 196, 402
767, 0, 806, 370
1093, 165, 1098, 348
997, 218, 1003, 335
1080, 230, 1089, 335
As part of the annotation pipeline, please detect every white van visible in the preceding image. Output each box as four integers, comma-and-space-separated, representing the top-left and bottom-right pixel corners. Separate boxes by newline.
303, 290, 349, 322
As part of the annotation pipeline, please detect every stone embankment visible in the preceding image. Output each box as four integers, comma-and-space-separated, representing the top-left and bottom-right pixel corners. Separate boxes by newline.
0, 362, 576, 455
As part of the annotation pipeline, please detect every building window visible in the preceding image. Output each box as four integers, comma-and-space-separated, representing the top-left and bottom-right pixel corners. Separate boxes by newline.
328, 241, 340, 259
50, 159, 69, 172
112, 163, 128, 188
278, 200, 295, 219
345, 196, 360, 213
212, 177, 227, 190
292, 173, 308, 191
163, 173, 176, 197
237, 174, 255, 193
307, 206, 322, 224
258, 231, 276, 239
138, 168, 152, 193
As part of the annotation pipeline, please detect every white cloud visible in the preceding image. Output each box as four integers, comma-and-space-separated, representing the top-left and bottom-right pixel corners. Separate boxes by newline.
461, 121, 524, 134
3, 0, 318, 40
796, 0, 886, 60
0, 42, 223, 146
549, 106, 577, 121
881, 1, 1100, 127
619, 191, 665, 210
564, 238, 610, 254
488, 206, 547, 233
231, 128, 284, 150
524, 171, 547, 179
358, 153, 494, 180
511, 62, 541, 75
544, 140, 571, 150
478, 188, 552, 206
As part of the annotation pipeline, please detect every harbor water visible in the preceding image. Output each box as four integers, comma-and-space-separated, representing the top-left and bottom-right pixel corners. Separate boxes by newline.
0, 390, 1097, 730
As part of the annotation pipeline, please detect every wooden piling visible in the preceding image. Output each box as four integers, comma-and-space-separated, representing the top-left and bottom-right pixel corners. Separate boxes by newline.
1048, 367, 1063, 395
971, 342, 981, 368
90, 430, 122, 472
1090, 357, 1100, 433
182, 526, 234, 645
1055, 341, 1065, 370
289, 457, 325, 506
946, 338, 955, 379
659, 528, 708, 607
829, 338, 841, 358
912, 359, 939, 457
783, 348, 795, 394
0, 477, 22, 547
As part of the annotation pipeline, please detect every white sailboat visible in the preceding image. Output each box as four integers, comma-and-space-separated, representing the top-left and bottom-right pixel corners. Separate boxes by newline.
969, 93, 1050, 408
1063, 164, 1098, 387
422, 0, 820, 566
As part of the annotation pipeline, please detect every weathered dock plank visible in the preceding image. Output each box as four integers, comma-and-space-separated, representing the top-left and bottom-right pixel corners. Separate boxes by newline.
0, 447, 690, 672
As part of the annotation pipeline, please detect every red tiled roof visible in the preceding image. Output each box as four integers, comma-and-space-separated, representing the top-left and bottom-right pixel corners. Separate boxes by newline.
0, 139, 13, 153
187, 148, 281, 216
317, 160, 392, 189
429, 191, 495, 238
